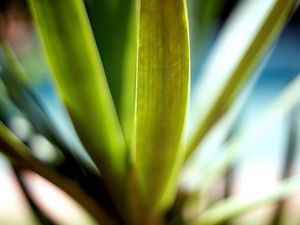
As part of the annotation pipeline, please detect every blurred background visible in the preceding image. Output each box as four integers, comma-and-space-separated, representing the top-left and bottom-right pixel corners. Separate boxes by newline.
0, 0, 300, 224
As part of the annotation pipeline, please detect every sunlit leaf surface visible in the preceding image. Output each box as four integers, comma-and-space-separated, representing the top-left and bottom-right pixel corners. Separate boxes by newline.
135, 0, 190, 212
29, 0, 127, 199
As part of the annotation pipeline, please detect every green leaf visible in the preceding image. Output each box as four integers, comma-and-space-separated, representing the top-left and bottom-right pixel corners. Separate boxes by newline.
135, 0, 190, 212
186, 0, 298, 159
0, 43, 122, 216
85, 0, 138, 148
188, 175, 300, 225
119, 1, 139, 150
29, 0, 127, 197
0, 122, 119, 225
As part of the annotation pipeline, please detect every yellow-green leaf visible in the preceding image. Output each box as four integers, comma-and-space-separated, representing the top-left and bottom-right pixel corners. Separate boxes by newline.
29, 0, 126, 198
135, 0, 190, 212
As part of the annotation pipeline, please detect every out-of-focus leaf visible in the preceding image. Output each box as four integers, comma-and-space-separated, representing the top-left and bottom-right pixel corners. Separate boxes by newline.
0, 43, 91, 166
0, 80, 14, 120
85, 0, 138, 147
0, 121, 120, 225
190, 75, 300, 195
0, 43, 63, 142
187, 0, 224, 82
12, 165, 56, 225
135, 0, 190, 212
0, 43, 120, 215
188, 175, 300, 225
270, 110, 299, 225
181, 60, 265, 194
29, 0, 127, 198
186, 0, 298, 158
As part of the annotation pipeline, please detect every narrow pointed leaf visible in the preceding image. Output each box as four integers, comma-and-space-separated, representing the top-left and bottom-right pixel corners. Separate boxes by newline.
119, 1, 139, 150
186, 0, 297, 158
135, 0, 190, 211
86, 0, 138, 148
189, 175, 300, 225
29, 0, 127, 197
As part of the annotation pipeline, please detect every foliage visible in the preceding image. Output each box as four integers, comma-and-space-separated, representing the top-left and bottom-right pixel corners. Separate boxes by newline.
0, 0, 300, 225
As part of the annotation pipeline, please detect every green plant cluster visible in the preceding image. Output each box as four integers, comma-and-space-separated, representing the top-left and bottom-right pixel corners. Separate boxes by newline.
0, 0, 300, 225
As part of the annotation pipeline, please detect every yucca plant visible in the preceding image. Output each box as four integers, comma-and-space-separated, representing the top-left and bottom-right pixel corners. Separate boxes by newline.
0, 0, 300, 225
